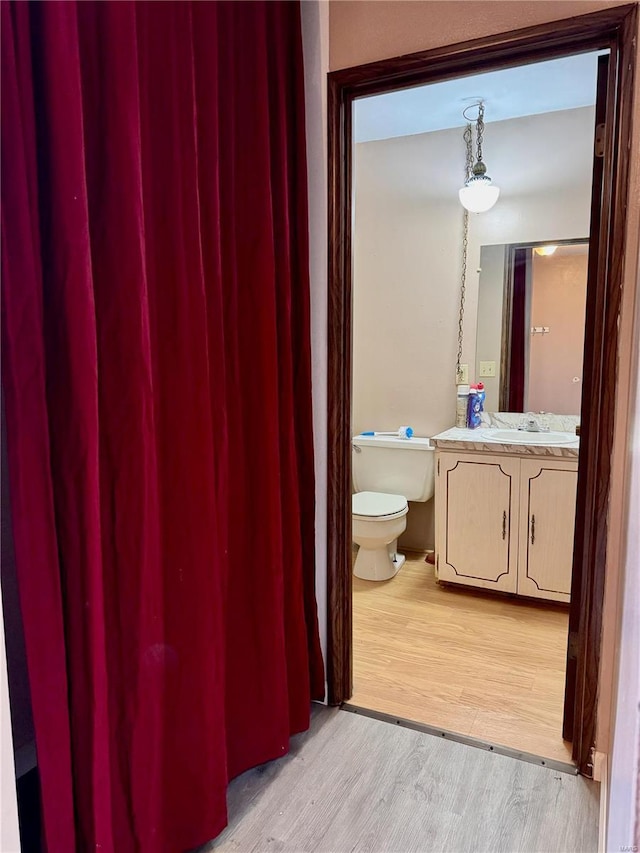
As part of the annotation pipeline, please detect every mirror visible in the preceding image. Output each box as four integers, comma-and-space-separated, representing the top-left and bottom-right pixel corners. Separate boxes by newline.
475, 239, 588, 416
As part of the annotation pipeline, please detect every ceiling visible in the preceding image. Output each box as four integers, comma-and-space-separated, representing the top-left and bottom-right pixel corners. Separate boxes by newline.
354, 52, 602, 143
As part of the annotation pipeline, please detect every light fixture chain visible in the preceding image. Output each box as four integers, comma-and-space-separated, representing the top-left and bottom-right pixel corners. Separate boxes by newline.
476, 102, 485, 164
464, 122, 473, 181
457, 124, 473, 381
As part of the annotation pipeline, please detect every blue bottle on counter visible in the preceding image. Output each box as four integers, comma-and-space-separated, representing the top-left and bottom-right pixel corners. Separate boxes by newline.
476, 382, 486, 415
467, 385, 482, 429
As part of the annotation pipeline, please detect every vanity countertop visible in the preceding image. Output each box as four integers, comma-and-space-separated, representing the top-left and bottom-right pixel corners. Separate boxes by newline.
431, 426, 580, 458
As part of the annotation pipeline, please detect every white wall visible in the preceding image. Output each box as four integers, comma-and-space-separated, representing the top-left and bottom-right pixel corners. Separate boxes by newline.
353, 107, 593, 549
301, 0, 329, 690
606, 247, 640, 851
1, 590, 20, 852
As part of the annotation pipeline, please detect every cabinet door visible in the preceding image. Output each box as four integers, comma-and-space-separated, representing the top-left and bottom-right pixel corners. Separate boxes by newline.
436, 453, 519, 593
517, 459, 578, 603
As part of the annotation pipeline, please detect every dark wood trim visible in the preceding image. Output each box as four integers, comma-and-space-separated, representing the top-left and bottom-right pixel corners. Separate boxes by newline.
499, 246, 513, 413
507, 237, 591, 251
507, 247, 530, 412
326, 4, 638, 774
329, 5, 635, 95
565, 18, 637, 772
326, 73, 353, 704
563, 56, 611, 749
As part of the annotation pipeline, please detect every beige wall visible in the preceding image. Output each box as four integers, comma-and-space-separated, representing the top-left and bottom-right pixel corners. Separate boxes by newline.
353, 108, 592, 549
528, 251, 588, 415
329, 1, 630, 70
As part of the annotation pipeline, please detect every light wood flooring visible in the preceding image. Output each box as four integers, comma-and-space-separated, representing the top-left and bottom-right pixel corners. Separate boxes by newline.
206, 706, 598, 852
352, 552, 573, 763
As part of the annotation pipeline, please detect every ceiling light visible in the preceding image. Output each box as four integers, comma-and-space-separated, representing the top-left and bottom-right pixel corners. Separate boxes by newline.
458, 176, 500, 214
459, 102, 500, 214
534, 245, 558, 256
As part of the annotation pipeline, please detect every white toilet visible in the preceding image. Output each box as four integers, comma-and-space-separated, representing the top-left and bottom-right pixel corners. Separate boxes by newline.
352, 434, 435, 581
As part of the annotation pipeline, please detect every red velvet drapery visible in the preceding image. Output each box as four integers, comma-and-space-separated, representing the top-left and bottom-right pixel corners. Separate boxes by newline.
1, 2, 324, 850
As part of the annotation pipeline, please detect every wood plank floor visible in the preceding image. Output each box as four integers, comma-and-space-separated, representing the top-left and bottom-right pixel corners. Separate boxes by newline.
206, 707, 598, 852
352, 553, 573, 763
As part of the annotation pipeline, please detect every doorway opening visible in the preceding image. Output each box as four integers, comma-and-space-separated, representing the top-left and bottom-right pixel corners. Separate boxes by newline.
327, 6, 637, 776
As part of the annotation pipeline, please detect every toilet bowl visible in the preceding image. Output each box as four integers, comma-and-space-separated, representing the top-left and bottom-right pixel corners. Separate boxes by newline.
351, 433, 435, 581
352, 491, 409, 581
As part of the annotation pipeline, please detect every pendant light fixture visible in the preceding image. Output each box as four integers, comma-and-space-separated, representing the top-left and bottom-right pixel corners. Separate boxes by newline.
459, 102, 500, 213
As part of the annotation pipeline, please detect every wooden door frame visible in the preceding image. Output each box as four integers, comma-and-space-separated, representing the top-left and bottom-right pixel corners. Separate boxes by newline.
326, 5, 637, 776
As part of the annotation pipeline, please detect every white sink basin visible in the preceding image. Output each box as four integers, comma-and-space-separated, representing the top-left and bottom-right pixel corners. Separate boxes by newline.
480, 429, 578, 446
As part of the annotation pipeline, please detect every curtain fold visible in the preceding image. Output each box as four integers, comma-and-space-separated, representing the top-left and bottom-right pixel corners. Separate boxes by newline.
1, 2, 324, 851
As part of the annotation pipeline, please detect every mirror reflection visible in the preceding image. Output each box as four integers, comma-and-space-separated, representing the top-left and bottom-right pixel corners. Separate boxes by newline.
476, 239, 589, 415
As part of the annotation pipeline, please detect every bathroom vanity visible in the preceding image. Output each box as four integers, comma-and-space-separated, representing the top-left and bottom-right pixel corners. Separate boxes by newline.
432, 426, 579, 603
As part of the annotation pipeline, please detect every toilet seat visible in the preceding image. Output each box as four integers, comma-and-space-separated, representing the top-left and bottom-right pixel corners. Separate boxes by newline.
352, 491, 408, 521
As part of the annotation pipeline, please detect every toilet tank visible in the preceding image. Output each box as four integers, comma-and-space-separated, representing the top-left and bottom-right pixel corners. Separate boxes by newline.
352, 434, 435, 501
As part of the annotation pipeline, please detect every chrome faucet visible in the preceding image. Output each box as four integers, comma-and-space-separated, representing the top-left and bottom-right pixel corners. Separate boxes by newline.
519, 413, 550, 433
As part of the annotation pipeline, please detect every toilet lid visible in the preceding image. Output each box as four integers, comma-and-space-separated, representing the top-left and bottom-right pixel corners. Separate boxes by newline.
352, 491, 408, 518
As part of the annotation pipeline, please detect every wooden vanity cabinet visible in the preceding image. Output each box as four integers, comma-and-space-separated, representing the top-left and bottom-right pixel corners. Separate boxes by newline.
435, 451, 577, 603
435, 453, 519, 593
516, 459, 577, 603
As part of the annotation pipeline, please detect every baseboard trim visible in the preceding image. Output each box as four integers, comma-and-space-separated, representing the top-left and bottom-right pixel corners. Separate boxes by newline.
342, 703, 578, 776
312, 691, 328, 707
592, 749, 607, 782
597, 756, 608, 852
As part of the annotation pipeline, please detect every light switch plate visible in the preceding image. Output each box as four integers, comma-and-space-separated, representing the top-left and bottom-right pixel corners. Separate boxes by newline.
456, 363, 469, 384
479, 360, 496, 378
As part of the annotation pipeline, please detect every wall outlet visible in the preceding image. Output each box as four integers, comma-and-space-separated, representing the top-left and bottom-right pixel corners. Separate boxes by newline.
456, 363, 469, 384
479, 360, 496, 378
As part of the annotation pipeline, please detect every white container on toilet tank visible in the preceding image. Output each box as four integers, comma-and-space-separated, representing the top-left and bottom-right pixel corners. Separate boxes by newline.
352, 435, 434, 581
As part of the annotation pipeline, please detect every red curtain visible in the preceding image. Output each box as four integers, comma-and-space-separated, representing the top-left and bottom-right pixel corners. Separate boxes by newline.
1, 2, 324, 850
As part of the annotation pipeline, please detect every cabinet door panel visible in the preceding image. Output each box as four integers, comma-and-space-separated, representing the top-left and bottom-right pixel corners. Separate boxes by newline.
437, 454, 519, 593
518, 459, 578, 603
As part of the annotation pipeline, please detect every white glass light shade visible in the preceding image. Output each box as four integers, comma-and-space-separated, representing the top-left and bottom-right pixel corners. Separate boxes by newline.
534, 245, 558, 256
458, 176, 500, 213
